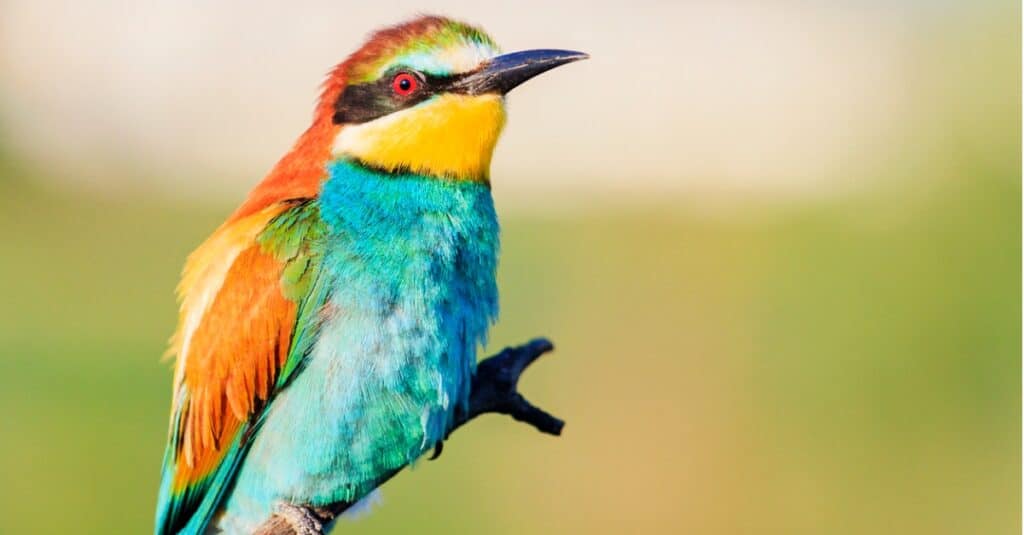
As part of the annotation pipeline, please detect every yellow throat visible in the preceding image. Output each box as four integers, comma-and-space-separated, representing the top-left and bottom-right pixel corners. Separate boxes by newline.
333, 93, 506, 182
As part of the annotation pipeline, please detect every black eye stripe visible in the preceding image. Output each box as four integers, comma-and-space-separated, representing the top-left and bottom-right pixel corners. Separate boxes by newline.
332, 68, 476, 125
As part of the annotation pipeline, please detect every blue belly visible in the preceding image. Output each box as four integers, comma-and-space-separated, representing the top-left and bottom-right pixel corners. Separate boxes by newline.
214, 160, 499, 533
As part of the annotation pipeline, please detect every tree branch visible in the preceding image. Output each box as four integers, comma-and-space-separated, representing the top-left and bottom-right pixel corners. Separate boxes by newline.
254, 337, 561, 535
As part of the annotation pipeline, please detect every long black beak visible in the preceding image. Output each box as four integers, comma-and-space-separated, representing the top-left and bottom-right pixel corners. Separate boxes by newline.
451, 49, 589, 95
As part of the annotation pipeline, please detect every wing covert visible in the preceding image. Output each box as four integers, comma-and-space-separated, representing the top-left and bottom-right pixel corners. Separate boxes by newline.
155, 200, 327, 535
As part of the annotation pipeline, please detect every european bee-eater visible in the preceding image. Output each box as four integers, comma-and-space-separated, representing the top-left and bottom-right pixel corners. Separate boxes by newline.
154, 15, 586, 535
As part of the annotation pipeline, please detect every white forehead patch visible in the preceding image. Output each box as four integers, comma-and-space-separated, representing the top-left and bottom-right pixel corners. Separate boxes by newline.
381, 40, 500, 78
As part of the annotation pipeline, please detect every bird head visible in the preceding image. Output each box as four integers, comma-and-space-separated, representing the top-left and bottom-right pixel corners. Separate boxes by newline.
228, 16, 584, 222
324, 16, 587, 182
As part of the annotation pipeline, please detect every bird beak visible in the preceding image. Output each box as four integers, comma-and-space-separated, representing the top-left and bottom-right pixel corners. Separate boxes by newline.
452, 49, 589, 95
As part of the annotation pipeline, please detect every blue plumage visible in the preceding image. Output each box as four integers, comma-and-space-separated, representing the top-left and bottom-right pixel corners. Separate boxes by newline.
213, 160, 499, 532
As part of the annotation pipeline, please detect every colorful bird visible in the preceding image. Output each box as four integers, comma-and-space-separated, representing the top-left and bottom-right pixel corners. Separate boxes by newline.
154, 15, 585, 535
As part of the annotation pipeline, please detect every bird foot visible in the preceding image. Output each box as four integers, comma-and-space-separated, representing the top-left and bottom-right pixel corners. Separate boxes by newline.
461, 338, 564, 436
273, 503, 323, 535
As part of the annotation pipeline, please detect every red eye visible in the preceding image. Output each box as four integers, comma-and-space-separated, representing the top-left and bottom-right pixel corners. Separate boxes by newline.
392, 72, 418, 96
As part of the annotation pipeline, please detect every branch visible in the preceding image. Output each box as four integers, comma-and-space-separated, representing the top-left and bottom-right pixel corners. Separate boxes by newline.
254, 337, 561, 535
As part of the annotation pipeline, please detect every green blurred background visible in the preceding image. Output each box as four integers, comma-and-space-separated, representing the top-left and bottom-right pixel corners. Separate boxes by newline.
0, 1, 1019, 534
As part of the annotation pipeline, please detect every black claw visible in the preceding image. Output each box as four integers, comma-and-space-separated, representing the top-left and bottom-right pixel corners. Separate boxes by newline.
428, 440, 444, 460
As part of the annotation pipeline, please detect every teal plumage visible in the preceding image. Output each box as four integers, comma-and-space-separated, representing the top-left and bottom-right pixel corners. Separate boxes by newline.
156, 195, 332, 535
215, 160, 499, 532
154, 15, 585, 534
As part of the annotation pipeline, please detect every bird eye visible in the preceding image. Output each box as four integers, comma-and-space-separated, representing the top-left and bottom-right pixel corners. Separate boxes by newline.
392, 72, 419, 96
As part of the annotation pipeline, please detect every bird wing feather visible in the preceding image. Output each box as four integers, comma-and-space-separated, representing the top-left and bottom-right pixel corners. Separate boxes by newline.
155, 200, 328, 535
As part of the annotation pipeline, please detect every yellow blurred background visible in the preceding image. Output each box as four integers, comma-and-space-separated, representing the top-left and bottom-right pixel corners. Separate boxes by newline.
0, 1, 1019, 533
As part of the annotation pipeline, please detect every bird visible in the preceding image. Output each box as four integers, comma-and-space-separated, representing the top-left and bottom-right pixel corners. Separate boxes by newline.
153, 15, 586, 535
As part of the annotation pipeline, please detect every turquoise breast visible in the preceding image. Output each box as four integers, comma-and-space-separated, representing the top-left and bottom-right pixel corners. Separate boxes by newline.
215, 160, 499, 533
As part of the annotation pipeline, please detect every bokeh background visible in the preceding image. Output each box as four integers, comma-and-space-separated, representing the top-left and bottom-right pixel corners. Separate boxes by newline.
0, 1, 1019, 533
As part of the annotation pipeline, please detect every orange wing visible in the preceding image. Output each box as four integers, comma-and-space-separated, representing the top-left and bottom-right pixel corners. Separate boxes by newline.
156, 203, 306, 534
173, 244, 296, 486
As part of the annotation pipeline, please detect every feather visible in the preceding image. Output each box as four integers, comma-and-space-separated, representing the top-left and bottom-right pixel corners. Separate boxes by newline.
155, 201, 327, 535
